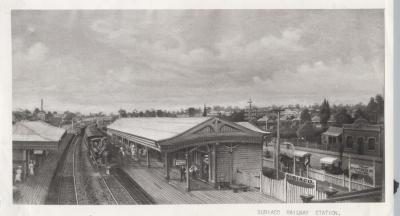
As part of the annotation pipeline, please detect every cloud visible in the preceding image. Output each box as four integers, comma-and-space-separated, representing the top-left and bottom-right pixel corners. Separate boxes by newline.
12, 10, 385, 113
251, 56, 384, 97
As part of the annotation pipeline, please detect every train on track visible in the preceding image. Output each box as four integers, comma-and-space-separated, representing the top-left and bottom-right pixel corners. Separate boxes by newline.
83, 125, 113, 168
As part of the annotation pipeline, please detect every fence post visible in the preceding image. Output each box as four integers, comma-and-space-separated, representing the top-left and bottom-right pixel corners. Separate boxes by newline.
342, 173, 345, 187
285, 175, 287, 203
372, 159, 376, 187
348, 156, 352, 192
259, 171, 262, 193
270, 178, 272, 196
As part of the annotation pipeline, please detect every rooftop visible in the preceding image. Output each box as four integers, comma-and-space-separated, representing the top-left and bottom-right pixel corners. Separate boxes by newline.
323, 126, 343, 136
13, 121, 66, 142
107, 117, 211, 141
235, 122, 269, 134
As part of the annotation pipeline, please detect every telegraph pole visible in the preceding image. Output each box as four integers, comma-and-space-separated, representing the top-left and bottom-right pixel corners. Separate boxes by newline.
272, 107, 285, 179
247, 98, 253, 121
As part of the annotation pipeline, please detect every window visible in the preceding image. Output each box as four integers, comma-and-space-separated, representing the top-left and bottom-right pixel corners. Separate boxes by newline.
368, 138, 376, 150
346, 136, 353, 148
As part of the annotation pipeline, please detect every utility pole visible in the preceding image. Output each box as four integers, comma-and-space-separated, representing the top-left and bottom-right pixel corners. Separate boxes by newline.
248, 98, 253, 121
272, 107, 285, 179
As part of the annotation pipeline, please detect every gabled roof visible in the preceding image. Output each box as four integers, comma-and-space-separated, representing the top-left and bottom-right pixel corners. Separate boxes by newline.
257, 116, 268, 122
13, 121, 66, 142
322, 126, 343, 137
311, 116, 320, 122
235, 122, 269, 134
107, 117, 212, 141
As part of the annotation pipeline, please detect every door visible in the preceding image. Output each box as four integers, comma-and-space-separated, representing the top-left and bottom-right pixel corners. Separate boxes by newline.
357, 137, 364, 155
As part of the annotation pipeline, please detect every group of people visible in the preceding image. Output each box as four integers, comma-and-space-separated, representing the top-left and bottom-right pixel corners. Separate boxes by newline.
119, 145, 147, 161
14, 160, 36, 183
179, 164, 200, 182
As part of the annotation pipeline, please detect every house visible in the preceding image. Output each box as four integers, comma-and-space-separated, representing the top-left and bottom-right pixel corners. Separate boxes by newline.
342, 118, 384, 157
311, 116, 322, 128
321, 126, 343, 151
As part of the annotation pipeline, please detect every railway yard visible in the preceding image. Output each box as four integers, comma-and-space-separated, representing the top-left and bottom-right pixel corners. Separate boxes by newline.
13, 120, 382, 204
42, 132, 151, 205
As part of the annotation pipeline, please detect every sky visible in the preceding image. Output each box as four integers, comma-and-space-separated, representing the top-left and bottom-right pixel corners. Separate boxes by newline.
12, 10, 384, 114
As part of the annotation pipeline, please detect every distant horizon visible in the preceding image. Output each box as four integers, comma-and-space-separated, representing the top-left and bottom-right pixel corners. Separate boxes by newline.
12, 10, 384, 114
12, 93, 383, 115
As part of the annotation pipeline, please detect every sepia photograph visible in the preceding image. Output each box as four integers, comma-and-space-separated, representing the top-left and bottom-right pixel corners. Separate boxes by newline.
10, 9, 387, 206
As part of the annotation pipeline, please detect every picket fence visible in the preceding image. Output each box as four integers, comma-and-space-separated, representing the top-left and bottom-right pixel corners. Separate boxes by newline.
235, 170, 327, 203
307, 168, 374, 191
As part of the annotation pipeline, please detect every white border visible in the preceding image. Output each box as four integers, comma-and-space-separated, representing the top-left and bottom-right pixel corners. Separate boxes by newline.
0, 0, 394, 216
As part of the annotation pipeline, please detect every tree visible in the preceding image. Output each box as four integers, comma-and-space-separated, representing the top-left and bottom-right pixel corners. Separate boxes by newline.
296, 121, 315, 141
187, 107, 196, 117
319, 99, 331, 127
375, 94, 384, 114
300, 108, 311, 124
156, 110, 164, 117
47, 111, 54, 118
366, 97, 378, 123
354, 108, 368, 120
118, 109, 127, 118
33, 108, 40, 115
231, 110, 245, 122
63, 111, 76, 124
334, 108, 353, 127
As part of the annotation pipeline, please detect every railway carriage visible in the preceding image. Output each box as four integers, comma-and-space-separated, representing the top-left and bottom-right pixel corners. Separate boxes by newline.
83, 125, 112, 168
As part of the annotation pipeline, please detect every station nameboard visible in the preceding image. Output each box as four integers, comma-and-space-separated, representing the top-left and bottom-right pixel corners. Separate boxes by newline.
350, 164, 374, 178
174, 159, 186, 166
285, 173, 316, 189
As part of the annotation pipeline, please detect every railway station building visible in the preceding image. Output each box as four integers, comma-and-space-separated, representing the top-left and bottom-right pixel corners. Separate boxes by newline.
12, 121, 66, 180
107, 117, 268, 191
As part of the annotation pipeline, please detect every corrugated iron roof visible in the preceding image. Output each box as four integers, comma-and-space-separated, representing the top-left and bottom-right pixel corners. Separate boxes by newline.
13, 121, 66, 142
107, 117, 212, 141
322, 126, 343, 136
235, 122, 269, 134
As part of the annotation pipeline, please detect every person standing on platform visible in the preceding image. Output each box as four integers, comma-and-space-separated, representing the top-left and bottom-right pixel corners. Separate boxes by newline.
180, 166, 186, 182
119, 146, 125, 165
130, 145, 136, 160
15, 166, 22, 183
189, 164, 198, 179
28, 160, 35, 176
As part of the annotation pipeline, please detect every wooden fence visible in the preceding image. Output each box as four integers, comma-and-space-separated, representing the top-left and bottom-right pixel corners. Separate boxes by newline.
260, 174, 327, 203
308, 168, 374, 191
235, 170, 327, 203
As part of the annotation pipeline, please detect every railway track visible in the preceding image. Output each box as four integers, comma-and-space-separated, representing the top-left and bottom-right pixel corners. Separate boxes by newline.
56, 135, 79, 204
111, 167, 155, 204
100, 175, 138, 205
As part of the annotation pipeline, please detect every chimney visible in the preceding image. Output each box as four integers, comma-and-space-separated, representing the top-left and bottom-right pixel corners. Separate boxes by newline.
41, 99, 43, 111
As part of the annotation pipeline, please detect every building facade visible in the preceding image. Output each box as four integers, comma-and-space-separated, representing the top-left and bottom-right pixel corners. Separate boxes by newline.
342, 118, 384, 157
13, 121, 66, 180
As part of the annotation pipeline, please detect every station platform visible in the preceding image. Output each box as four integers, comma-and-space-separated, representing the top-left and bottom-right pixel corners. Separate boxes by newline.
122, 160, 280, 204
13, 134, 74, 204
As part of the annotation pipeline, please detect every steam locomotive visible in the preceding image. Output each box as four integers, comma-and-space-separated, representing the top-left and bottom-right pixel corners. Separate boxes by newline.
83, 125, 112, 168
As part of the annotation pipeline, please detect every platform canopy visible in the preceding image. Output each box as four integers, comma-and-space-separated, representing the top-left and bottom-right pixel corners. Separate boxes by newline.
107, 117, 268, 152
13, 121, 66, 150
